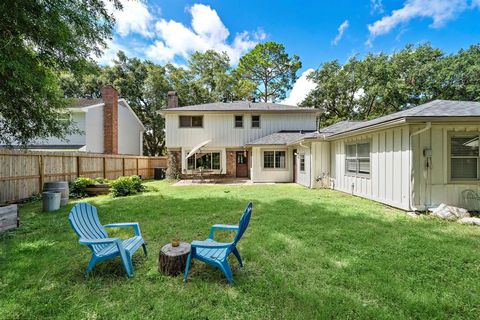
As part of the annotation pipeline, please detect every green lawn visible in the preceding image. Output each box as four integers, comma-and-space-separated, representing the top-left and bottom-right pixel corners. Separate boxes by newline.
1, 181, 480, 319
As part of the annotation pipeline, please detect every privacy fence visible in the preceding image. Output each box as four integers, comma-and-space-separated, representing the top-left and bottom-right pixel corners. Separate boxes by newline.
0, 150, 167, 204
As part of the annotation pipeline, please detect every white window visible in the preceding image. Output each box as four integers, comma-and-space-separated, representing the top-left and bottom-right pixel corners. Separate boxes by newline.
234, 115, 243, 128
345, 142, 370, 176
186, 152, 221, 170
179, 116, 203, 128
450, 135, 479, 181
263, 151, 286, 169
299, 154, 305, 172
252, 115, 261, 128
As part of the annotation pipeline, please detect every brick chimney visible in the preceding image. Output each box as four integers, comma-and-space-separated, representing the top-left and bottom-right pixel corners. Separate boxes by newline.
102, 85, 118, 154
167, 91, 178, 108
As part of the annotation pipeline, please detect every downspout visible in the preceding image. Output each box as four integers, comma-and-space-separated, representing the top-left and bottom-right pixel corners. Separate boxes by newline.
409, 122, 431, 211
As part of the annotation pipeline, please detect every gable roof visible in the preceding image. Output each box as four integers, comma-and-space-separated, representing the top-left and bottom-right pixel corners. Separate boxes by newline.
67, 98, 145, 131
70, 98, 104, 108
159, 101, 320, 114
246, 130, 316, 146
309, 100, 480, 139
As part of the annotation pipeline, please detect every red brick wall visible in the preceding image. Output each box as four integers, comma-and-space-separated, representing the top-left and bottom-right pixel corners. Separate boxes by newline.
226, 151, 236, 177
102, 85, 118, 154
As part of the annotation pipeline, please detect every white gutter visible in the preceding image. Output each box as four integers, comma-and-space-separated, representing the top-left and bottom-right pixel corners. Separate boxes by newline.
409, 122, 431, 211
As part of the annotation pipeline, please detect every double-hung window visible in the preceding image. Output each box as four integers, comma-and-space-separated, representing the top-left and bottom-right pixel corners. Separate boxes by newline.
234, 115, 243, 128
263, 151, 286, 169
179, 116, 203, 128
299, 154, 305, 172
450, 134, 479, 181
252, 115, 261, 128
345, 142, 370, 176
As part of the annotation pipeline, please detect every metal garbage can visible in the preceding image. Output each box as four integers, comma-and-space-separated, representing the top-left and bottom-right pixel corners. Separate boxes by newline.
154, 167, 166, 180
42, 192, 61, 212
43, 181, 69, 206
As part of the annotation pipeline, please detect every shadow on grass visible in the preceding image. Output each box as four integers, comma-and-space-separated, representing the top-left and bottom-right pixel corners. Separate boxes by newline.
1, 186, 480, 318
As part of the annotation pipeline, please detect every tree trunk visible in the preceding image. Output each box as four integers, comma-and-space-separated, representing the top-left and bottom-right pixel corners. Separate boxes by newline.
158, 242, 191, 276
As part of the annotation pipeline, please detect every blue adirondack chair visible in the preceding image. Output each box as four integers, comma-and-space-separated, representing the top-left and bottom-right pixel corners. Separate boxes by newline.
68, 203, 147, 278
184, 202, 253, 284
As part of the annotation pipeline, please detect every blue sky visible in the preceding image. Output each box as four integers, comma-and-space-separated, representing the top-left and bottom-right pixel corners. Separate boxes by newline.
101, 0, 480, 104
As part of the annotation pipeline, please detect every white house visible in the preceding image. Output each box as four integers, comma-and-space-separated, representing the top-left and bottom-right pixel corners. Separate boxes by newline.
28, 86, 145, 155
162, 97, 480, 212
159, 92, 320, 180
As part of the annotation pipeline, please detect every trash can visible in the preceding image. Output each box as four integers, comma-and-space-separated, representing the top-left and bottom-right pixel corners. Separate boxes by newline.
154, 167, 166, 180
42, 192, 61, 212
43, 181, 69, 206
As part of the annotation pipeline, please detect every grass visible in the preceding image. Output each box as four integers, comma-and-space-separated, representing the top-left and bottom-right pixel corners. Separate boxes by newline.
1, 181, 480, 319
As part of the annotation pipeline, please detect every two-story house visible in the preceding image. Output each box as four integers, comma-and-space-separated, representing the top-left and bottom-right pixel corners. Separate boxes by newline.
161, 93, 480, 213
159, 92, 320, 182
26, 86, 145, 155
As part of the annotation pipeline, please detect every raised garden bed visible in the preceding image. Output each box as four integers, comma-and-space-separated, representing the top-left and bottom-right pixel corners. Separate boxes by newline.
0, 204, 19, 233
85, 184, 111, 196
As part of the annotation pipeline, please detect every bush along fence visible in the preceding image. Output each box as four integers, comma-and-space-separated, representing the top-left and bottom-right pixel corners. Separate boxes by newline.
0, 149, 167, 204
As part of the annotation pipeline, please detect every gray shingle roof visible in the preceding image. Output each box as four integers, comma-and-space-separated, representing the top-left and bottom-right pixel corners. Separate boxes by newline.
313, 100, 480, 138
70, 98, 104, 108
161, 101, 319, 113
247, 130, 316, 145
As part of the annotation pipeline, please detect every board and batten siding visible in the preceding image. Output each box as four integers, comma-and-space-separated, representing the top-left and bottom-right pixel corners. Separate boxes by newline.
118, 103, 143, 155
311, 141, 331, 188
165, 113, 317, 149
412, 123, 480, 209
329, 125, 411, 210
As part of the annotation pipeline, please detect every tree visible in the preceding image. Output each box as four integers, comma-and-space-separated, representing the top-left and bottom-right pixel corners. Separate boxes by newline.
301, 43, 444, 126
0, 0, 119, 146
236, 42, 302, 102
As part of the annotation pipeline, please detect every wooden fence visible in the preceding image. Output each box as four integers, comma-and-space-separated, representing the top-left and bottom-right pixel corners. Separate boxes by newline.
0, 150, 167, 204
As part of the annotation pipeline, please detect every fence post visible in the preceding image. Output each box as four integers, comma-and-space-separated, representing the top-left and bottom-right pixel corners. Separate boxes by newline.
76, 156, 81, 177
38, 155, 44, 192
136, 158, 139, 176
103, 157, 106, 179
122, 158, 125, 176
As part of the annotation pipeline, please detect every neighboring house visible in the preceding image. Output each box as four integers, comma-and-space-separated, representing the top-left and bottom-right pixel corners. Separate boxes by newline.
28, 86, 145, 155
162, 96, 480, 211
159, 92, 320, 181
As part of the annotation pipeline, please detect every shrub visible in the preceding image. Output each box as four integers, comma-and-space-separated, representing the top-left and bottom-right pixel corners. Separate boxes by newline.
70, 177, 96, 198
110, 175, 145, 197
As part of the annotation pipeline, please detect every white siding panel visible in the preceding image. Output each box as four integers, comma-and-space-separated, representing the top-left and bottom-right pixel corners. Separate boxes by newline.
118, 103, 143, 155
329, 125, 411, 210
251, 147, 293, 183
165, 113, 317, 148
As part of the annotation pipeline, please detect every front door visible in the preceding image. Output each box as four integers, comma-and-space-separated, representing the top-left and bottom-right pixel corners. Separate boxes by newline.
236, 151, 248, 178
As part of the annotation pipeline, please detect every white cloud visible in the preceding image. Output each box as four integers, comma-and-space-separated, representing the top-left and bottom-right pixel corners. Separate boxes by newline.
146, 4, 259, 64
367, 0, 479, 45
332, 20, 349, 46
95, 38, 129, 66
370, 0, 384, 14
282, 69, 316, 106
105, 0, 153, 37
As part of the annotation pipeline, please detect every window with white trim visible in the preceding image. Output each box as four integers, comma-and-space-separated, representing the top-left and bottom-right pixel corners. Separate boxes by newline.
186, 152, 221, 170
345, 142, 370, 176
263, 151, 286, 169
252, 115, 261, 128
234, 115, 243, 128
450, 135, 479, 181
179, 116, 203, 128
299, 154, 305, 172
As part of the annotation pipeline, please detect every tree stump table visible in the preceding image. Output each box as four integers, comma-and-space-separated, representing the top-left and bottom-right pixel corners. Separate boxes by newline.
158, 242, 191, 276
